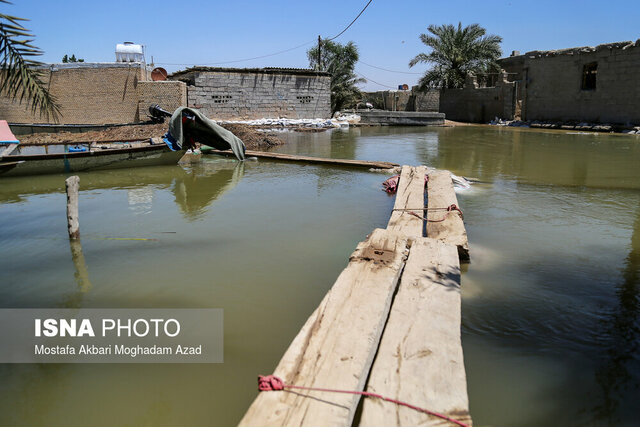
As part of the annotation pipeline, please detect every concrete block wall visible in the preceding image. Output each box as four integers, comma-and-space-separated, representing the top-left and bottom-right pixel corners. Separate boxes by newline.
414, 90, 440, 112
522, 41, 640, 124
362, 89, 440, 112
440, 75, 516, 123
178, 69, 331, 120
0, 63, 187, 125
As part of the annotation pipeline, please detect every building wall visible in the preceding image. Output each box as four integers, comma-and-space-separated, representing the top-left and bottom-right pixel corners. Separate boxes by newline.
439, 74, 516, 123
137, 81, 187, 120
176, 69, 331, 120
0, 63, 186, 125
361, 89, 440, 112
520, 41, 640, 124
413, 90, 440, 112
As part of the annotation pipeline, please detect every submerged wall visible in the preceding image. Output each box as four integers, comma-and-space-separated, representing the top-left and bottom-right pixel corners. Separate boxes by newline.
0, 63, 187, 125
361, 89, 440, 112
439, 74, 516, 123
171, 67, 331, 120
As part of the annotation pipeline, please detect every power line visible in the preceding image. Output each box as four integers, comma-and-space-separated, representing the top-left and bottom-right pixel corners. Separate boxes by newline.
355, 70, 397, 89
358, 60, 423, 75
156, 40, 315, 67
155, 0, 373, 67
327, 0, 373, 41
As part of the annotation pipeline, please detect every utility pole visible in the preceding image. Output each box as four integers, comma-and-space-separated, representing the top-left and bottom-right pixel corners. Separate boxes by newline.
317, 35, 322, 71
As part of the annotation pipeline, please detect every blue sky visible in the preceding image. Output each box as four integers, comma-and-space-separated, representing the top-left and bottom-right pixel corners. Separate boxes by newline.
7, 0, 640, 91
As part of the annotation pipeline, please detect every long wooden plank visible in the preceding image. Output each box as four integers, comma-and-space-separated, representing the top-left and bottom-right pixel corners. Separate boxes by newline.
426, 170, 470, 260
359, 238, 472, 426
20, 138, 149, 146
239, 229, 409, 427
205, 149, 399, 170
387, 165, 426, 238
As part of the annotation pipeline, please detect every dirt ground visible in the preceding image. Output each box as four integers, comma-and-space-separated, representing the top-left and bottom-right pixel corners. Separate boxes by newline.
18, 122, 283, 150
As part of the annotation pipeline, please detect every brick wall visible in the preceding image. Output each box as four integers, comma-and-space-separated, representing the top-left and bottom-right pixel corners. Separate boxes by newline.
137, 80, 187, 120
439, 74, 516, 122
174, 68, 331, 120
0, 63, 186, 125
520, 41, 640, 124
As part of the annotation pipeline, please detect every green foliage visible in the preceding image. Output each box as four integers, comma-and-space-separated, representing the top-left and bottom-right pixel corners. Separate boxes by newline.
62, 54, 84, 63
409, 22, 502, 90
308, 39, 365, 114
0, 0, 60, 121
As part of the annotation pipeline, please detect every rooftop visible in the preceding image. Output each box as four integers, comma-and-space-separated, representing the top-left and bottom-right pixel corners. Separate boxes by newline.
500, 40, 640, 61
169, 66, 331, 78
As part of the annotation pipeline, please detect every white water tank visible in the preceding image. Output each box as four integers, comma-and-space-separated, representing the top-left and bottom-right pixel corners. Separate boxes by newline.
115, 42, 144, 62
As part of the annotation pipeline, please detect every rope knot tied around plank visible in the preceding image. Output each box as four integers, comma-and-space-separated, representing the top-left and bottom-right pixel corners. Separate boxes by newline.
258, 375, 284, 391
256, 374, 470, 427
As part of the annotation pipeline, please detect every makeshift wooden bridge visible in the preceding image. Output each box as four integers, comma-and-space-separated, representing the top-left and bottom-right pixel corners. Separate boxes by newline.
240, 165, 471, 427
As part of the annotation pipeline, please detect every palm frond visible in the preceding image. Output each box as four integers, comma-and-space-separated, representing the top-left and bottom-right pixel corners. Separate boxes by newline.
0, 8, 60, 121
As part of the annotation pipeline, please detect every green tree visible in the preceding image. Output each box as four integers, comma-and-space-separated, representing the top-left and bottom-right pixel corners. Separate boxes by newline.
62, 54, 84, 63
307, 39, 365, 114
409, 22, 502, 90
0, 1, 60, 120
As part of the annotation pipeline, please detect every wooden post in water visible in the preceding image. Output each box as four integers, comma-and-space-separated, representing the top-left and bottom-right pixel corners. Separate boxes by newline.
65, 176, 80, 239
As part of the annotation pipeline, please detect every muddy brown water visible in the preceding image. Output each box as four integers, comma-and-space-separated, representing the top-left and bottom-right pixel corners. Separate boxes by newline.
0, 125, 638, 426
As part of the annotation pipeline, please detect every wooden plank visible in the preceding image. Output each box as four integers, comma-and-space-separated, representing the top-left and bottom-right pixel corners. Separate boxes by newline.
205, 149, 400, 170
359, 238, 472, 426
20, 138, 149, 146
426, 170, 470, 261
386, 165, 427, 238
0, 143, 18, 158
239, 229, 410, 427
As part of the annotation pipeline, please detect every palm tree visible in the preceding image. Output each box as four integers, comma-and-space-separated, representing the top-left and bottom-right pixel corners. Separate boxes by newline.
0, 1, 60, 121
308, 40, 365, 114
409, 23, 502, 90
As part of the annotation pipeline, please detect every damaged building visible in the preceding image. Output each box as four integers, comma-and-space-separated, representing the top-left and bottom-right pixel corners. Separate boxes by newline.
441, 40, 640, 125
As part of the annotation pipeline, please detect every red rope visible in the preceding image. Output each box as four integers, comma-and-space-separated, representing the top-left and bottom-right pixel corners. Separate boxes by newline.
257, 375, 470, 427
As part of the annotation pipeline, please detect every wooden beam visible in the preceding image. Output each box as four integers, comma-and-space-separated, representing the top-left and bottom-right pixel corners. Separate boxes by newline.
359, 238, 472, 426
205, 149, 400, 170
20, 138, 149, 146
386, 165, 427, 238
426, 170, 470, 261
239, 229, 409, 427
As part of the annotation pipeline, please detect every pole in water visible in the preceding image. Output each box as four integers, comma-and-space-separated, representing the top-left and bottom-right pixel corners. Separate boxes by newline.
65, 175, 80, 239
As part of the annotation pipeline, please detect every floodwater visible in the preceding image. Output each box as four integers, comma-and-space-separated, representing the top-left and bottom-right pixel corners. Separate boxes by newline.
0, 125, 639, 426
